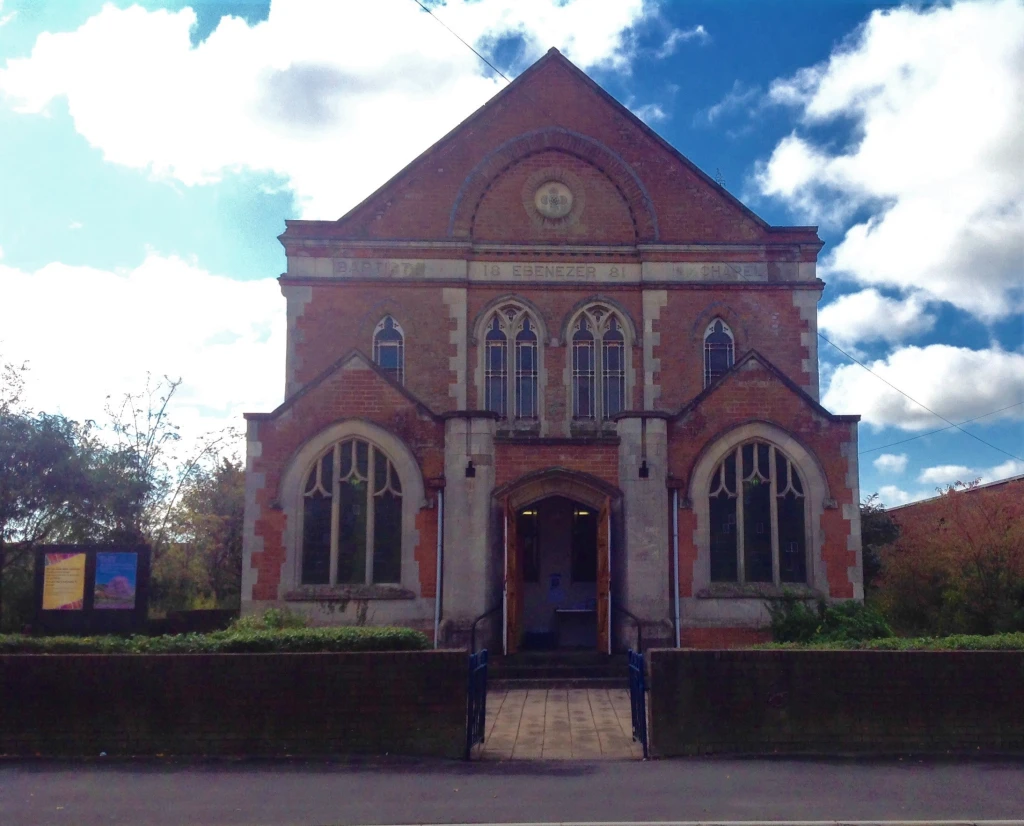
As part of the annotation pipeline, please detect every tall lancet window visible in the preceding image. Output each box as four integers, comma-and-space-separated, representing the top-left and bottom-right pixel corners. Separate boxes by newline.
572, 317, 596, 419
571, 305, 630, 422
602, 317, 626, 417
484, 316, 508, 417
515, 318, 538, 419
482, 304, 543, 421
373, 316, 405, 384
704, 318, 734, 387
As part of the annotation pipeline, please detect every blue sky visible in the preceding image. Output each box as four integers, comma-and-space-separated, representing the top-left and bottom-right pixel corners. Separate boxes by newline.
0, 0, 1021, 505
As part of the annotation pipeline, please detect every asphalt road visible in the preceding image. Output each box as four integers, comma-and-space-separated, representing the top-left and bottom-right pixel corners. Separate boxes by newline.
2, 756, 1024, 826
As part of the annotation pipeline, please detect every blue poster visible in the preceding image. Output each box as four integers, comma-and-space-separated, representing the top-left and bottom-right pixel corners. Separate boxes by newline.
94, 553, 138, 610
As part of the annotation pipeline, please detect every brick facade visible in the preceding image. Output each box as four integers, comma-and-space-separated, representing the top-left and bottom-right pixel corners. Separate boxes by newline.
242, 49, 863, 650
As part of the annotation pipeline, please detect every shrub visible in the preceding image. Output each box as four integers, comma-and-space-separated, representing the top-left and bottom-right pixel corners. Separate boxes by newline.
767, 594, 893, 644
759, 631, 1024, 651
228, 606, 310, 632
0, 625, 430, 655
876, 481, 1024, 635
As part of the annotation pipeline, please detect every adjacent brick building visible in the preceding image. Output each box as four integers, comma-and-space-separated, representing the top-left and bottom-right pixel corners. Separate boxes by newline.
242, 49, 864, 651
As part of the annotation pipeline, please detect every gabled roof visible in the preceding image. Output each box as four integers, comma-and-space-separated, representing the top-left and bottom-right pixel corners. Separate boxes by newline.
243, 349, 439, 422
676, 349, 860, 423
280, 48, 822, 248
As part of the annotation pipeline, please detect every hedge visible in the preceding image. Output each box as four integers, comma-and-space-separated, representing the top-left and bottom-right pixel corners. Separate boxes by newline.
758, 631, 1024, 651
0, 626, 431, 655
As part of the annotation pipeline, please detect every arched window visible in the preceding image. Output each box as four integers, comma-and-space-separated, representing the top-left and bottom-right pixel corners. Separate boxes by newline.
572, 317, 595, 418
571, 306, 629, 421
484, 316, 508, 416
301, 438, 403, 585
515, 318, 538, 418
704, 319, 734, 387
708, 440, 807, 584
373, 316, 405, 384
482, 305, 540, 420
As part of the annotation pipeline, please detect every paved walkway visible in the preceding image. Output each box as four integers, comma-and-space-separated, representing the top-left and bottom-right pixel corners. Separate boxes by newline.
481, 687, 642, 760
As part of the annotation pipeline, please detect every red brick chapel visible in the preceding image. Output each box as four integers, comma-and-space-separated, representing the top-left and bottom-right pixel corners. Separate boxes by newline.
241, 49, 864, 652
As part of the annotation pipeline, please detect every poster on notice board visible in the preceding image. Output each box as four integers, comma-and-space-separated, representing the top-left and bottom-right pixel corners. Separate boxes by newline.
42, 553, 87, 610
93, 552, 138, 610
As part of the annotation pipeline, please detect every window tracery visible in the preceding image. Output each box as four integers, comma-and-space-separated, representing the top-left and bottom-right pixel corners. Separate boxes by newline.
482, 304, 540, 420
704, 318, 734, 387
301, 438, 403, 585
571, 305, 628, 421
708, 440, 807, 585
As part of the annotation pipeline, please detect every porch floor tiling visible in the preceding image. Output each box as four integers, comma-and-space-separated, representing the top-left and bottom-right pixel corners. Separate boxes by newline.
481, 688, 642, 760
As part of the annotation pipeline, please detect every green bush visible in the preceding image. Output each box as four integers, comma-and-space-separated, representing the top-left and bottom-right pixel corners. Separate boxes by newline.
228, 606, 310, 632
759, 631, 1024, 651
0, 625, 430, 655
767, 594, 893, 643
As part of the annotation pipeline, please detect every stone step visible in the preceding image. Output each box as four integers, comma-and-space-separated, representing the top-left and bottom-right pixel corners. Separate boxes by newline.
488, 676, 629, 690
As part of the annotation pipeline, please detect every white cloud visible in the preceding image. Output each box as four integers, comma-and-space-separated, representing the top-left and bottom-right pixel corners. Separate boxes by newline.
631, 102, 667, 123
655, 24, 708, 58
755, 0, 1024, 319
0, 0, 15, 30
822, 344, 1024, 430
918, 464, 974, 485
877, 484, 930, 508
68, 220, 83, 230
873, 453, 908, 474
918, 459, 1024, 486
0, 0, 654, 220
818, 289, 936, 349
698, 80, 760, 125
0, 254, 285, 448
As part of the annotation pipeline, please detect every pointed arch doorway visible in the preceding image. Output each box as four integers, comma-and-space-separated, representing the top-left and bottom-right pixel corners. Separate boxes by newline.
495, 469, 621, 655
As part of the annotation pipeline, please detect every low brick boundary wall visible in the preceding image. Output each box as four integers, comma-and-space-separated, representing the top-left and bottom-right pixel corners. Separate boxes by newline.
648, 649, 1024, 757
0, 651, 467, 758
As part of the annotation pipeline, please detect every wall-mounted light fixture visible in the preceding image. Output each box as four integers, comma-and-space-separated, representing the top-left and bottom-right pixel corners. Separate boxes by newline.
465, 460, 476, 478
638, 459, 649, 479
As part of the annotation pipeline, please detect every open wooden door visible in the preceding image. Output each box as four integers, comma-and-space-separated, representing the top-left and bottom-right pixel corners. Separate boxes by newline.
503, 497, 520, 655
596, 496, 611, 655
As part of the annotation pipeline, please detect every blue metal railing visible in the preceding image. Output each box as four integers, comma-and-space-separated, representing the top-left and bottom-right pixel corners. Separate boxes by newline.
628, 648, 648, 759
465, 649, 488, 759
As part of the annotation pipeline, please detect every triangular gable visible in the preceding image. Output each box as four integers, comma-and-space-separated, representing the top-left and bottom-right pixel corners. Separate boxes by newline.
281, 49, 820, 248
677, 350, 859, 423
244, 349, 439, 422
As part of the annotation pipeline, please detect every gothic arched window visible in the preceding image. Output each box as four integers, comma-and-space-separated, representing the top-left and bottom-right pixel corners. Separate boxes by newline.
571, 306, 629, 421
704, 318, 734, 387
373, 316, 405, 384
301, 438, 403, 585
708, 440, 807, 584
483, 305, 541, 420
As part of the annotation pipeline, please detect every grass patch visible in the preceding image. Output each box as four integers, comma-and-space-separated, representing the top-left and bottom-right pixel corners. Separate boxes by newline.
757, 631, 1024, 651
0, 625, 430, 655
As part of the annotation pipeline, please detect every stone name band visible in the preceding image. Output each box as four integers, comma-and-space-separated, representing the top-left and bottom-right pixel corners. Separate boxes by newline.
287, 258, 815, 282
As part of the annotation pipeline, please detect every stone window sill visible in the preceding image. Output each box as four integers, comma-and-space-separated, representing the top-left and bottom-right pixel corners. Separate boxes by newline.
284, 585, 416, 602
696, 583, 822, 600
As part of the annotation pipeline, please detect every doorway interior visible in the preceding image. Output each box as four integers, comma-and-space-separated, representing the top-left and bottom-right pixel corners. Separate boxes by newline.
513, 496, 600, 651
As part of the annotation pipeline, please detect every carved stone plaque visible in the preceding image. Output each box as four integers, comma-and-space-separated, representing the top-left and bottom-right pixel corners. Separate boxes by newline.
533, 181, 574, 219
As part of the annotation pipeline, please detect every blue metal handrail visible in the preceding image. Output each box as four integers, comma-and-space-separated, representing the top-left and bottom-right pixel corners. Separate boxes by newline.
628, 648, 649, 758
465, 649, 489, 759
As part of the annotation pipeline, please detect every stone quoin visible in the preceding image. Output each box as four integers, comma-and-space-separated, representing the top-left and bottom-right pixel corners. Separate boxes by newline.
242, 48, 863, 652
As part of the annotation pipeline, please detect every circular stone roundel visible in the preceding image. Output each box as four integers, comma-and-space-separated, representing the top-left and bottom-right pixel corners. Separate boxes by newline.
534, 181, 574, 219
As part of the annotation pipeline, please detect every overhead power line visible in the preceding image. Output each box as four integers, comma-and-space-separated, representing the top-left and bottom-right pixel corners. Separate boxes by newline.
859, 401, 1024, 455
819, 333, 1023, 463
410, 0, 512, 83
408, 0, 1022, 465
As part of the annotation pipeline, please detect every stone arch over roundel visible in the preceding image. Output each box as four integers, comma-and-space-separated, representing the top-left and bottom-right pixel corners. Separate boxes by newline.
448, 128, 659, 241
494, 467, 622, 512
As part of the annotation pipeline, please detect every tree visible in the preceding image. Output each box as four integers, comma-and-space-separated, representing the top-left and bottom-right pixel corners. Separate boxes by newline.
160, 457, 245, 610
105, 375, 237, 562
860, 493, 899, 593
876, 481, 1024, 635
